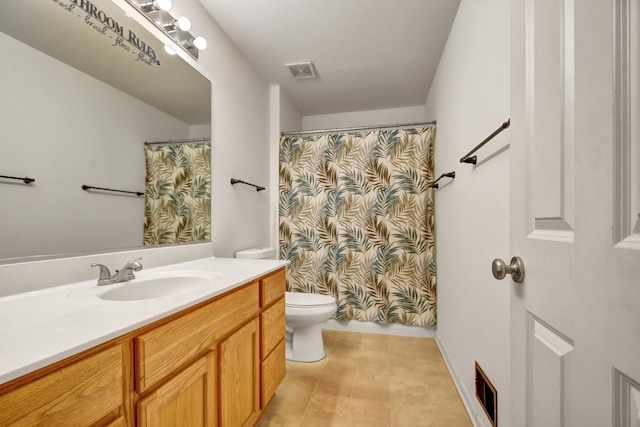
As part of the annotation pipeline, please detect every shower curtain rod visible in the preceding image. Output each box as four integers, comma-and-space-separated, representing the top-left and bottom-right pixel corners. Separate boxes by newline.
281, 120, 436, 137
144, 138, 210, 146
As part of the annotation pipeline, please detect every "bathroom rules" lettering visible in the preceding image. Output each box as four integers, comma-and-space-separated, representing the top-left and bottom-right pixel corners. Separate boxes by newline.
58, 0, 160, 65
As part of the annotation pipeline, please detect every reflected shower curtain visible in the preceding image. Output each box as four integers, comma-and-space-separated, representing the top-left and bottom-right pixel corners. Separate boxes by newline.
144, 142, 211, 245
279, 127, 437, 326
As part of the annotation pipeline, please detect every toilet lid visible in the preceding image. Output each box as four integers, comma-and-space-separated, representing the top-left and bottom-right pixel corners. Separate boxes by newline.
285, 292, 336, 308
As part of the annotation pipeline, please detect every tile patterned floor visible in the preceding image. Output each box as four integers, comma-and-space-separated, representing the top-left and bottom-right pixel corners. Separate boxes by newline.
257, 330, 473, 427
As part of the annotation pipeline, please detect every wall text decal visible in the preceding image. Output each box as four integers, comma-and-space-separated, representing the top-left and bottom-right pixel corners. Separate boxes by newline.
52, 0, 160, 66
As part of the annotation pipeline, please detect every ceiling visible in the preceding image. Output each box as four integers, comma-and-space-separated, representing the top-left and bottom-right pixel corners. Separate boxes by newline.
198, 0, 461, 116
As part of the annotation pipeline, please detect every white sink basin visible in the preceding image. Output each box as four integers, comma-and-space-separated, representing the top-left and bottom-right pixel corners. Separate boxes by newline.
68, 271, 223, 302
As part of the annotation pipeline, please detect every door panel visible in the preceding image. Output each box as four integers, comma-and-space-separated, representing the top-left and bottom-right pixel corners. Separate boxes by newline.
527, 0, 575, 237
529, 315, 574, 427
614, 0, 640, 248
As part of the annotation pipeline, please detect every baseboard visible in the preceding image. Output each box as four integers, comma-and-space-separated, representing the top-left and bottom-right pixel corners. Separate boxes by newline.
322, 319, 435, 337
435, 334, 490, 427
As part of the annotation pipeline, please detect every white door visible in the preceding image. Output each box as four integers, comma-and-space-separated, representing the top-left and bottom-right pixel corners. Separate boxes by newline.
510, 0, 640, 426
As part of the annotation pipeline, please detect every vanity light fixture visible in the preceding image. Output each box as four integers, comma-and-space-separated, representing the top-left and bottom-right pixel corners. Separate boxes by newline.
125, 0, 207, 59
139, 0, 172, 12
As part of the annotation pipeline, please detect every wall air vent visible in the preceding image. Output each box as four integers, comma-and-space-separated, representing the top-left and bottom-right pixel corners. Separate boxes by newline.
285, 61, 318, 80
475, 362, 498, 426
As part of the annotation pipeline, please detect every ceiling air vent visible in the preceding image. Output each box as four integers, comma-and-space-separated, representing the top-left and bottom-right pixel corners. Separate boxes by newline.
285, 61, 318, 80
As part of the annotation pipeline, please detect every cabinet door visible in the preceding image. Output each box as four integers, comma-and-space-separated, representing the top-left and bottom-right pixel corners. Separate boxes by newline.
138, 351, 217, 427
220, 318, 260, 427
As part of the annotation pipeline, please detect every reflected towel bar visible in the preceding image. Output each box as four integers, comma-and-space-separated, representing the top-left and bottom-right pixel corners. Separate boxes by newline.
230, 178, 265, 191
0, 175, 35, 184
429, 171, 456, 189
460, 119, 510, 165
82, 185, 144, 197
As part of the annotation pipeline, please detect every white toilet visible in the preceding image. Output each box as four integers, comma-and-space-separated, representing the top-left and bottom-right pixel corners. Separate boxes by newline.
284, 291, 337, 362
235, 247, 337, 363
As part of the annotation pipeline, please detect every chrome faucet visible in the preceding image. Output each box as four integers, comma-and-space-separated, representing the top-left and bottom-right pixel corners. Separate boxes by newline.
91, 258, 143, 286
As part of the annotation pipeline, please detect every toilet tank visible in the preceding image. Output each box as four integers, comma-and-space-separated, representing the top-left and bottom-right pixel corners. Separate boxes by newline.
235, 247, 276, 260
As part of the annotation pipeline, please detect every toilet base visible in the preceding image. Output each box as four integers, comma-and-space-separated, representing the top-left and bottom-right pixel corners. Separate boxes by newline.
285, 324, 326, 362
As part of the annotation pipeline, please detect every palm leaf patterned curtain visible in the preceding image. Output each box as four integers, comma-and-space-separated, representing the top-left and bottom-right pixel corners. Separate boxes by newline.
144, 142, 211, 245
279, 127, 437, 326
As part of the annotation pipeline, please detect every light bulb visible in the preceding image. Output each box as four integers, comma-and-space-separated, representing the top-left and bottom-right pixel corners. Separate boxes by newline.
140, 0, 171, 12
176, 16, 191, 31
192, 36, 207, 50
164, 45, 176, 55
154, 0, 171, 11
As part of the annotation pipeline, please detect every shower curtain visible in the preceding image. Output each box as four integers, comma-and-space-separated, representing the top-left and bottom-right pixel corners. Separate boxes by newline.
279, 127, 437, 327
144, 142, 211, 245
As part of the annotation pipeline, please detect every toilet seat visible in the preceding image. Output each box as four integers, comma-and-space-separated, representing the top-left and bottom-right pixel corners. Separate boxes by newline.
285, 292, 336, 308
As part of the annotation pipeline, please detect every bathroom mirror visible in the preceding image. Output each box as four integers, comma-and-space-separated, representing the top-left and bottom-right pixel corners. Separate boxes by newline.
0, 0, 212, 263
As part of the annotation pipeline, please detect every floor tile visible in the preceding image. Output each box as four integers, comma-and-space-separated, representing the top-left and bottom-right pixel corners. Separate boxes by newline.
348, 397, 391, 424
351, 361, 390, 402
256, 411, 304, 427
433, 409, 474, 427
390, 402, 438, 427
314, 369, 356, 397
265, 388, 312, 416
304, 392, 352, 420
300, 416, 353, 427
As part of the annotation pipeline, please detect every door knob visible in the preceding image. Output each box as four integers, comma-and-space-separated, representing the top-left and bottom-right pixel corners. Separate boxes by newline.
492, 256, 525, 283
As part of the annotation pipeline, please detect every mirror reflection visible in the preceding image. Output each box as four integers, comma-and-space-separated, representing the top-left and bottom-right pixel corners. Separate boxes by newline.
0, 0, 212, 263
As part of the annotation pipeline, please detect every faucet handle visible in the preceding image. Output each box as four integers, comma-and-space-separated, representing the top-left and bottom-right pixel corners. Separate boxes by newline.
126, 257, 143, 272
91, 263, 112, 280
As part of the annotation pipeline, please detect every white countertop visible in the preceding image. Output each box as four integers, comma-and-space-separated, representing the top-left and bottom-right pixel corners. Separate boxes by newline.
0, 257, 288, 385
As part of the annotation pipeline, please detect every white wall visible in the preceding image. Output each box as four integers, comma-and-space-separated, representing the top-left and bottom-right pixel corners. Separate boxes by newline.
279, 89, 303, 134
0, 0, 272, 293
269, 86, 303, 253
303, 105, 427, 131
424, 0, 510, 425
0, 32, 191, 260
178, 1, 272, 258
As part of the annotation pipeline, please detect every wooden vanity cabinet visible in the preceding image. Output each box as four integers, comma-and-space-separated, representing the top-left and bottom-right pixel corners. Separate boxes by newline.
0, 267, 287, 427
0, 344, 127, 426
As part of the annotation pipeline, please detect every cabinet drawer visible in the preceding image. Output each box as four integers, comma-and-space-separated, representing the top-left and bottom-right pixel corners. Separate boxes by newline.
0, 344, 124, 426
260, 297, 285, 358
260, 268, 286, 308
135, 282, 259, 392
260, 339, 286, 408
